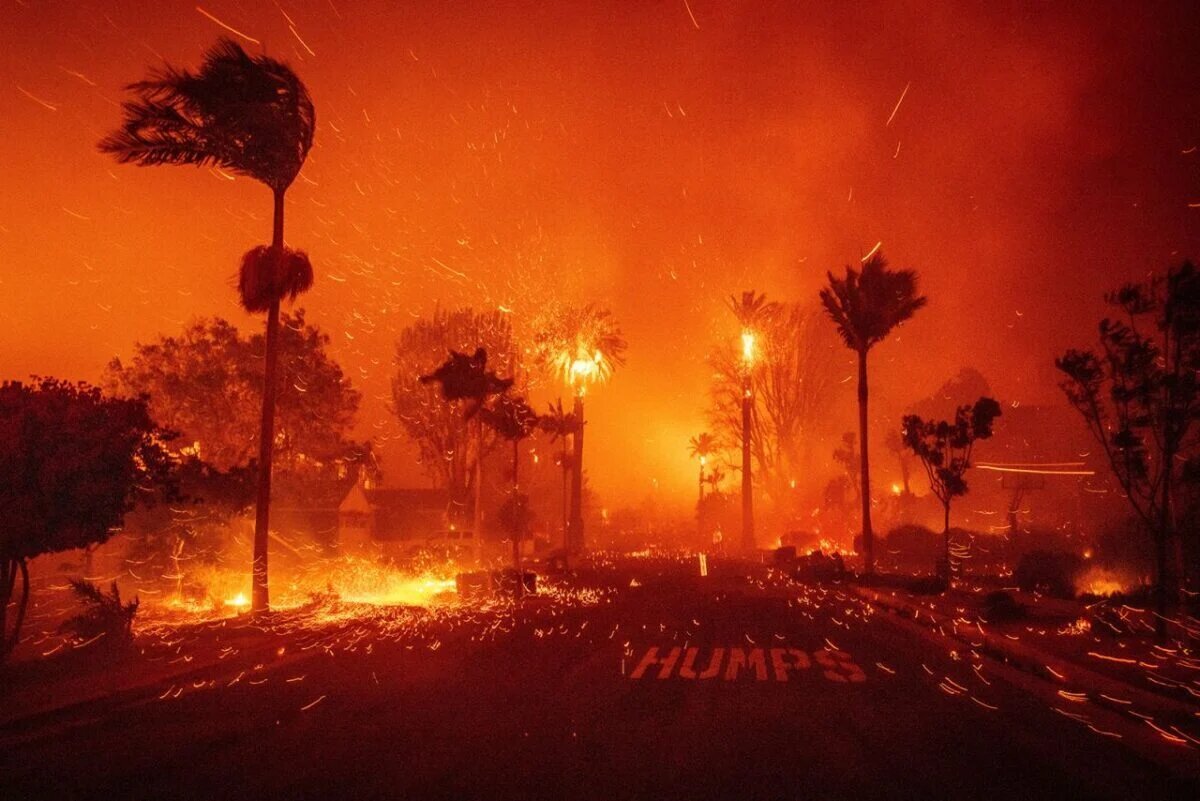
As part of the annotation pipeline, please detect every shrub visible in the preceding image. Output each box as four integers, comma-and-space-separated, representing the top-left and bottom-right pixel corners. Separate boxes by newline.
60, 580, 139, 643
905, 575, 948, 595
1014, 550, 1083, 599
982, 590, 1025, 622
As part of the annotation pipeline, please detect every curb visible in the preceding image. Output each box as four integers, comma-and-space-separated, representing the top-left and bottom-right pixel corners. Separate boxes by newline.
851, 585, 1200, 725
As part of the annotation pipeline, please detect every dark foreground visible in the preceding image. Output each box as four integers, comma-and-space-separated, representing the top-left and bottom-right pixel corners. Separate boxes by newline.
2, 557, 1197, 800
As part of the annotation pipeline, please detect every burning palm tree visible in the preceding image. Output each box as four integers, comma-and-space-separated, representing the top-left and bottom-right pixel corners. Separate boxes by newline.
100, 39, 316, 612
533, 304, 627, 551
727, 291, 778, 551
820, 252, 926, 575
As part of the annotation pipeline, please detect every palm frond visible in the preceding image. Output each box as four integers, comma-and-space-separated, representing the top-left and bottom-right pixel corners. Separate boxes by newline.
820, 252, 927, 352
100, 38, 315, 191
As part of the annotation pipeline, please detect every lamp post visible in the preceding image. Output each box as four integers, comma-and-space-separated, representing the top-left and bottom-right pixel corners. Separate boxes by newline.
569, 380, 586, 552
740, 329, 756, 552
566, 355, 602, 552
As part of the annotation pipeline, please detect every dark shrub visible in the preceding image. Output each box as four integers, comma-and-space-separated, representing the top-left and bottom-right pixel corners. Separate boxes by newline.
882, 525, 940, 566
1014, 550, 1083, 599
905, 575, 948, 595
60, 579, 138, 643
982, 590, 1025, 621
794, 551, 845, 583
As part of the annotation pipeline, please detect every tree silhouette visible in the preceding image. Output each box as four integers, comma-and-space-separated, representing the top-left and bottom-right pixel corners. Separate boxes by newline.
482, 394, 539, 588
392, 308, 519, 517
902, 397, 1002, 582
1058, 261, 1200, 631
821, 252, 927, 575
100, 38, 316, 613
708, 303, 844, 511
421, 348, 514, 549
726, 291, 779, 550
688, 432, 718, 504
106, 312, 362, 475
0, 379, 175, 661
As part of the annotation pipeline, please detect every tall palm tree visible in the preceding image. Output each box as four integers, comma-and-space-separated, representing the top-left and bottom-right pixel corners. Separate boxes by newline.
421, 348, 513, 558
820, 252, 926, 576
688, 432, 718, 505
727, 291, 779, 551
540, 399, 579, 553
100, 39, 316, 612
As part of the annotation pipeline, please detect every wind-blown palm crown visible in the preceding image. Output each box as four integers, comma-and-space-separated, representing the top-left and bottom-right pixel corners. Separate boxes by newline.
689, 432, 718, 461
540, 399, 580, 441
820, 253, 927, 352
420, 348, 514, 417
482, 394, 540, 442
98, 38, 315, 193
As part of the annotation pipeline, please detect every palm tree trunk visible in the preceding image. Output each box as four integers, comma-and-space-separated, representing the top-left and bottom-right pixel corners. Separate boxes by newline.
1, 558, 30, 661
570, 394, 585, 552
942, 502, 951, 584
561, 446, 568, 552
741, 374, 754, 551
474, 416, 484, 563
512, 438, 522, 596
1, 558, 12, 659
251, 188, 286, 613
858, 348, 874, 575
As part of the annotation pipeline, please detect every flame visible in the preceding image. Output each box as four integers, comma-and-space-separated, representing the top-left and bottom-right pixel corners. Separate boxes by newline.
741, 330, 755, 364
1077, 566, 1133, 597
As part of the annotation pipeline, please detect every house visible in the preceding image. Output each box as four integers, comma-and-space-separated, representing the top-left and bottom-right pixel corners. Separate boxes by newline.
337, 480, 471, 552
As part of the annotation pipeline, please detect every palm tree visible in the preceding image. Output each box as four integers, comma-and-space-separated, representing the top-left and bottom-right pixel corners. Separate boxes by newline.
482, 394, 539, 590
533, 304, 627, 552
100, 39, 315, 612
540, 399, 579, 553
727, 291, 779, 552
820, 252, 927, 576
421, 348, 513, 558
688, 432, 718, 506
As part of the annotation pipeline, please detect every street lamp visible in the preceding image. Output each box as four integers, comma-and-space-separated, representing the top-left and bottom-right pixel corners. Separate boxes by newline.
740, 327, 756, 552
566, 351, 602, 553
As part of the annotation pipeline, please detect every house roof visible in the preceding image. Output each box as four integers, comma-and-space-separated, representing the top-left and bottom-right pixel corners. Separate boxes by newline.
338, 485, 449, 513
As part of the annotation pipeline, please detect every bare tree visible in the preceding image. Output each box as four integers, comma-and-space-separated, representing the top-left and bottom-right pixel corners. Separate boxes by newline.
1058, 261, 1200, 631
708, 302, 845, 511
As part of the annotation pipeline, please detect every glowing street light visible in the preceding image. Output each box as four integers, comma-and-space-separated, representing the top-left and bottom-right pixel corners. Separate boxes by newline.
727, 290, 777, 552
740, 327, 756, 550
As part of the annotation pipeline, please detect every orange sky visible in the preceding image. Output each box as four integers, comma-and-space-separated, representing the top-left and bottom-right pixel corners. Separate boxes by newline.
1, 1, 1198, 507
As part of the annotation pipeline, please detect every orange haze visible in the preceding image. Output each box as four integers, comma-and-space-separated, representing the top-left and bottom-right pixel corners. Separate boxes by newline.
1, 1, 1198, 507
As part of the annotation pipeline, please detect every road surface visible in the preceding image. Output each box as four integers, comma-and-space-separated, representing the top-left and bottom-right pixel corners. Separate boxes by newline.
1, 556, 1197, 800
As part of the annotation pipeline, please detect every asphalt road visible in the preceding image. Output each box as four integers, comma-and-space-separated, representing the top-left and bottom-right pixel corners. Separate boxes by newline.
1, 557, 1197, 800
